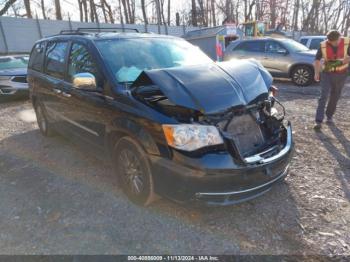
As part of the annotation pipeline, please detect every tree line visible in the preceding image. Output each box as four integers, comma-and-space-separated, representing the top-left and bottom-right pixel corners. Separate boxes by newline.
1, 0, 350, 35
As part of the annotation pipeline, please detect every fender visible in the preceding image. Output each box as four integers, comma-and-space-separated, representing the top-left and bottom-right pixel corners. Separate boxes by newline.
288, 63, 314, 77
106, 117, 167, 157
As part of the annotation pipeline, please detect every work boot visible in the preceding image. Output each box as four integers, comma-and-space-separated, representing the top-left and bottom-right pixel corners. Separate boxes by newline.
314, 122, 322, 131
326, 118, 334, 125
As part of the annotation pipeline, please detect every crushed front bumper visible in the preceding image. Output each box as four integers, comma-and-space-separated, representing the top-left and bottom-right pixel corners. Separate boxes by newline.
150, 123, 293, 206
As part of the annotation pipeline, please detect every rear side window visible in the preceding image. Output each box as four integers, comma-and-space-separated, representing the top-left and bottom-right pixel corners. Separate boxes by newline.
45, 41, 68, 79
310, 39, 323, 49
29, 42, 45, 72
300, 38, 308, 46
234, 41, 265, 52
67, 43, 98, 82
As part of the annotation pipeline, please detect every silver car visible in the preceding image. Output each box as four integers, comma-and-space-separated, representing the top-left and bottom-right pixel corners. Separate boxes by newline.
224, 38, 317, 86
0, 55, 29, 98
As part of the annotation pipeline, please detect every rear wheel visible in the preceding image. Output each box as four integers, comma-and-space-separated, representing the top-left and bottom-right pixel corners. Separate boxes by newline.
34, 102, 55, 137
113, 136, 158, 206
291, 65, 313, 86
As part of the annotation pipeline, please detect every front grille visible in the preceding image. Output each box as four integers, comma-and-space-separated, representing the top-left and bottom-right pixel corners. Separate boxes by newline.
223, 113, 266, 157
11, 76, 27, 83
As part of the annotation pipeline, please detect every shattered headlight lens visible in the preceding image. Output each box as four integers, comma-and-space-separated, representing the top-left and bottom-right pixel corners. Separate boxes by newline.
162, 124, 224, 151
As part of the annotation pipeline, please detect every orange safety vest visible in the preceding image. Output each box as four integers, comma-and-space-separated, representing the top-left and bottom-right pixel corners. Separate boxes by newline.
321, 37, 350, 73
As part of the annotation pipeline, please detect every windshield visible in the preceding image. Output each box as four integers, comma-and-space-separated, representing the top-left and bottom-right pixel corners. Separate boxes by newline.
95, 38, 213, 83
280, 39, 310, 52
0, 56, 28, 70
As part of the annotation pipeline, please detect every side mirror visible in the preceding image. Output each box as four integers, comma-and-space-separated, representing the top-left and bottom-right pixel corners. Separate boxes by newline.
72, 72, 96, 90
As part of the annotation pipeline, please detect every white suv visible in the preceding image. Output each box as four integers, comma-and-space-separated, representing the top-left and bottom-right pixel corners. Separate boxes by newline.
299, 36, 326, 50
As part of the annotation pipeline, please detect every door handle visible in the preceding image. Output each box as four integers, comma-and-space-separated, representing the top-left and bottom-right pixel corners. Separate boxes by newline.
62, 92, 71, 98
53, 88, 62, 94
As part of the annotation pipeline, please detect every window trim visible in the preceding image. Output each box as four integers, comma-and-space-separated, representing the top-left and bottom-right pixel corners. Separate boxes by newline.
43, 40, 70, 80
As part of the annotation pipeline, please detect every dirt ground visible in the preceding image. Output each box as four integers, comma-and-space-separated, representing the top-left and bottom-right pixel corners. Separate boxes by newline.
0, 79, 349, 257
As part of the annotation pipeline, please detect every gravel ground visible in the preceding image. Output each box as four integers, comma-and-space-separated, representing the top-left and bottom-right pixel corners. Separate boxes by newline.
0, 80, 349, 256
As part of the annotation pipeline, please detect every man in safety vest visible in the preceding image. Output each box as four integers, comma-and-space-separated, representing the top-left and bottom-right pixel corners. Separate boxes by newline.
314, 30, 350, 130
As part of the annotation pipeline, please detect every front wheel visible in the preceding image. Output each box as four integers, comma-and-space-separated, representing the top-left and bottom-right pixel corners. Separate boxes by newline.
113, 136, 158, 206
291, 65, 313, 86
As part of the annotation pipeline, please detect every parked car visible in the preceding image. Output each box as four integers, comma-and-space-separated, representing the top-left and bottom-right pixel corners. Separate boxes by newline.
299, 35, 326, 50
0, 54, 29, 98
224, 38, 317, 86
28, 28, 293, 206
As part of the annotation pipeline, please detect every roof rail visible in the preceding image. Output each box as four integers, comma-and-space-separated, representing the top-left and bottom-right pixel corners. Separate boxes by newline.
59, 27, 139, 35
59, 29, 86, 35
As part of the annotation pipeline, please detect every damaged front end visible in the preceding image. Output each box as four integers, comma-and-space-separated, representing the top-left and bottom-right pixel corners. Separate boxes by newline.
202, 95, 292, 165
131, 60, 293, 167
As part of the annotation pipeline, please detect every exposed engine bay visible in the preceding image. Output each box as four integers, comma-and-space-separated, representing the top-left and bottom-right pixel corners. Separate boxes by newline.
133, 83, 287, 162
131, 60, 288, 163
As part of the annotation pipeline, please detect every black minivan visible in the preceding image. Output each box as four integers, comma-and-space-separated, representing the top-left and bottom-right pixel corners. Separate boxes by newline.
27, 28, 293, 206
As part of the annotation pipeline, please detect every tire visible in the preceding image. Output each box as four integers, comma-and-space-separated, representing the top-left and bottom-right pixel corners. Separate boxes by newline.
291, 65, 313, 86
113, 136, 158, 206
34, 102, 55, 137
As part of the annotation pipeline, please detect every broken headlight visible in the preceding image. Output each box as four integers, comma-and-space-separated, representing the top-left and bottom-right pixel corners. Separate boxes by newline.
162, 124, 224, 151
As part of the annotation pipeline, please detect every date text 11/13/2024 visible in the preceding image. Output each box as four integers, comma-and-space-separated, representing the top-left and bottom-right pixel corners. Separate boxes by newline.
127, 255, 219, 261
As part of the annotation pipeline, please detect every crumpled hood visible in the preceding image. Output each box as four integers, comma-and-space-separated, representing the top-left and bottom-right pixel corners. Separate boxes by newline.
133, 59, 273, 114
0, 68, 27, 76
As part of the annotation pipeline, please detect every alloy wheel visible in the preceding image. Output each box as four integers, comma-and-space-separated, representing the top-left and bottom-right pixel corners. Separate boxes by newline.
293, 68, 310, 86
119, 148, 145, 195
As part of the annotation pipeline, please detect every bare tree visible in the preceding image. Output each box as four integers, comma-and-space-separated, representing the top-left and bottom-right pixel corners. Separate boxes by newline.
89, 0, 99, 23
102, 0, 114, 23
40, 0, 47, 19
83, 0, 88, 22
198, 0, 208, 26
292, 0, 300, 30
0, 0, 17, 16
210, 0, 216, 26
121, 0, 129, 23
167, 0, 171, 25
246, 0, 255, 21
55, 0, 62, 20
154, 0, 162, 25
191, 0, 197, 26
141, 0, 148, 24
77, 0, 83, 21
100, 0, 108, 22
175, 11, 180, 25
23, 0, 32, 18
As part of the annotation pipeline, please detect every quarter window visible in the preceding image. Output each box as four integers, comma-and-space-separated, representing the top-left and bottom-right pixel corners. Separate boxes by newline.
68, 43, 98, 83
45, 41, 68, 79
